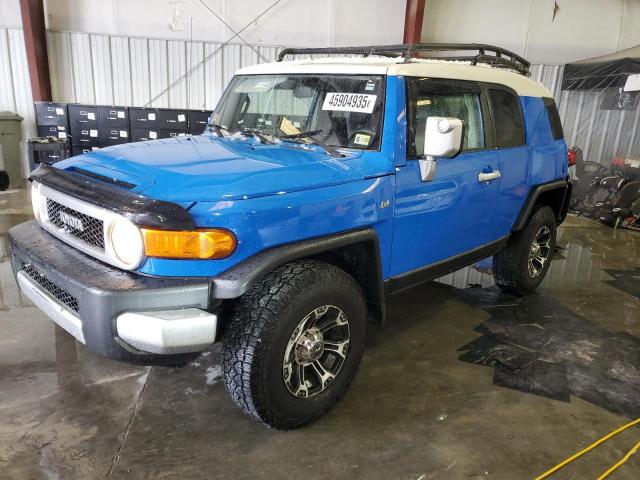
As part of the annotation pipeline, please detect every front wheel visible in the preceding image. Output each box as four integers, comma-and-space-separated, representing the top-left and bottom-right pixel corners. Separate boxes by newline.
493, 205, 557, 295
221, 260, 367, 429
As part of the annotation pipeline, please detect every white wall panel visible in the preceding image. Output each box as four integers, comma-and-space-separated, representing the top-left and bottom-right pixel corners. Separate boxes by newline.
44, 31, 283, 110
69, 32, 94, 103
167, 40, 188, 108
148, 38, 169, 108
90, 35, 113, 104
187, 41, 206, 110
0, 29, 16, 112
422, 0, 640, 65
40, 0, 405, 48
0, 28, 35, 178
111, 36, 133, 106
129, 38, 152, 106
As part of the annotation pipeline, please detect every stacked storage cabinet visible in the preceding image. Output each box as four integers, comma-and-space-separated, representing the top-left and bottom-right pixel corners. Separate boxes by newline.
32, 102, 71, 168
68, 105, 100, 155
35, 102, 69, 140
188, 110, 213, 134
130, 107, 159, 141
98, 106, 130, 146
158, 108, 189, 138
34, 102, 215, 165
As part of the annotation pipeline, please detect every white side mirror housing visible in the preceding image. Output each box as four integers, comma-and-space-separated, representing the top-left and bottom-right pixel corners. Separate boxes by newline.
423, 117, 463, 159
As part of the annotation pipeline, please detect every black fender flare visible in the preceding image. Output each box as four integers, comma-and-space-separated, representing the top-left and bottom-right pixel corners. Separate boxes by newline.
512, 178, 572, 231
211, 228, 386, 322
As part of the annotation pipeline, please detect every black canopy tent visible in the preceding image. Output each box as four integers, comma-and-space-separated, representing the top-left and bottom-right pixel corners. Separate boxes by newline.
557, 45, 640, 173
562, 44, 640, 91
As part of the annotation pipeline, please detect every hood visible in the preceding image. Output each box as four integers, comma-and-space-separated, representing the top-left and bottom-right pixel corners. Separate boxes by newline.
65, 135, 366, 203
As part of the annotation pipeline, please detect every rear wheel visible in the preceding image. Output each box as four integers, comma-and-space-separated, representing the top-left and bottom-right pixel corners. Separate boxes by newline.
221, 260, 367, 429
493, 205, 557, 295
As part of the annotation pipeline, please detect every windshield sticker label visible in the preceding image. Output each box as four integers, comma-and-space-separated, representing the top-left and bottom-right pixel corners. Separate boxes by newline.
117, 111, 125, 118
177, 114, 186, 122
353, 133, 371, 146
280, 116, 301, 136
322, 93, 376, 113
365, 81, 376, 91
88, 112, 96, 120
148, 113, 156, 120
149, 131, 157, 139
55, 108, 64, 115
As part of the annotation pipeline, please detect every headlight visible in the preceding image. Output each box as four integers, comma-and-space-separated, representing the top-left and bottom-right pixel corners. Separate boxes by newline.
141, 228, 237, 259
109, 219, 144, 268
31, 183, 43, 221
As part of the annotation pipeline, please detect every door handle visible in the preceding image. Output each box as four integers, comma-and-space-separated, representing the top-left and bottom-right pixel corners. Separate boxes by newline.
478, 170, 501, 183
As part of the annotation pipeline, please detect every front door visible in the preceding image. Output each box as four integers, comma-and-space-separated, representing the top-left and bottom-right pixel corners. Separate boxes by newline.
390, 78, 501, 278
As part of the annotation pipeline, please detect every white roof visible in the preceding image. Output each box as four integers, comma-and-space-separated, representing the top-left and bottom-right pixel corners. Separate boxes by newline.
236, 57, 552, 98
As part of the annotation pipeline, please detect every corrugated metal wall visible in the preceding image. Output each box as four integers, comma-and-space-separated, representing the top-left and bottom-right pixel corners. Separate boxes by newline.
46, 30, 282, 109
0, 27, 36, 164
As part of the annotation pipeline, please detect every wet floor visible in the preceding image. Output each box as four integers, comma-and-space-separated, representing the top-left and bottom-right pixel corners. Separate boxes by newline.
1, 190, 639, 480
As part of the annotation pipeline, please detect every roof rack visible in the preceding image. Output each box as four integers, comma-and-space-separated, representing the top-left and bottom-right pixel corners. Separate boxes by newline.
276, 43, 531, 76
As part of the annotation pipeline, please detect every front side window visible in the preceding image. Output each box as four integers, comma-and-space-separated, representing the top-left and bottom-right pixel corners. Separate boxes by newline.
212, 74, 385, 150
488, 89, 525, 147
407, 79, 485, 157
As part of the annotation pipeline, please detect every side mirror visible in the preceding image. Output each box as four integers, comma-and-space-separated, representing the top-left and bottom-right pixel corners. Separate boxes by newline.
418, 117, 463, 182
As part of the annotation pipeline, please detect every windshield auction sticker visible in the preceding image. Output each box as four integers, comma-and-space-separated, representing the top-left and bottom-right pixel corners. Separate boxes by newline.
322, 93, 377, 113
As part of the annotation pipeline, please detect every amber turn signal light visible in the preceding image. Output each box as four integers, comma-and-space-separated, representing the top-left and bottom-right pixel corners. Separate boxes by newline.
141, 228, 237, 259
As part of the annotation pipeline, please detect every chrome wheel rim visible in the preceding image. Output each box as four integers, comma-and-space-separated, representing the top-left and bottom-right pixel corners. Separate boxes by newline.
282, 305, 350, 398
528, 226, 552, 278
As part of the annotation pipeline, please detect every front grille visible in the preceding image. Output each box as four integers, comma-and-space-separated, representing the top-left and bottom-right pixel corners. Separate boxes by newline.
46, 199, 105, 249
21, 261, 80, 313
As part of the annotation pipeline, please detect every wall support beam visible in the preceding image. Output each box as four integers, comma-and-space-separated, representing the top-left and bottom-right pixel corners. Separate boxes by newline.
403, 0, 426, 44
19, 0, 51, 101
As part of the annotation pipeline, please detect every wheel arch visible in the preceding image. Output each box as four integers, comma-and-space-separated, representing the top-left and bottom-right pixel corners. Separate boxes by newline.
211, 228, 386, 325
512, 178, 572, 231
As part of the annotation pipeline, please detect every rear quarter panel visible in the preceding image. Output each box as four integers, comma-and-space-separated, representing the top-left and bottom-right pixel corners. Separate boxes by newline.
494, 96, 567, 236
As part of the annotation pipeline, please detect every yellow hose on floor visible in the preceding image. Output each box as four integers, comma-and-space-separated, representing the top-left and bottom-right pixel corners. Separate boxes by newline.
534, 418, 640, 480
596, 440, 640, 480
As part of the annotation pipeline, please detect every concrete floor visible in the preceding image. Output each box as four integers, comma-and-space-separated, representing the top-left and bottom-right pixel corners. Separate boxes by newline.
1, 188, 639, 480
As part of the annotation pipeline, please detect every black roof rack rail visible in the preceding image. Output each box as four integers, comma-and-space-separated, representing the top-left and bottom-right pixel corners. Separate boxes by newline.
276, 43, 531, 76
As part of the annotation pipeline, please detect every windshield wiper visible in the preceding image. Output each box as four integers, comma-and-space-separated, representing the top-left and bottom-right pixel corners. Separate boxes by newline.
207, 123, 228, 137
279, 130, 342, 157
240, 128, 275, 145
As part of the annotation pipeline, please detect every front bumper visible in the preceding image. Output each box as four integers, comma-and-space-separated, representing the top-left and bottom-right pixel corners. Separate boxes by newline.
9, 220, 217, 363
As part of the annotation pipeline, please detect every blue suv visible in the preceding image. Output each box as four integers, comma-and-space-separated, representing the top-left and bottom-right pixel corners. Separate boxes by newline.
10, 44, 571, 429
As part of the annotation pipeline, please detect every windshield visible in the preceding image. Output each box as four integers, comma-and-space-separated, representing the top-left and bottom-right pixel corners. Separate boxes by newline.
211, 74, 385, 150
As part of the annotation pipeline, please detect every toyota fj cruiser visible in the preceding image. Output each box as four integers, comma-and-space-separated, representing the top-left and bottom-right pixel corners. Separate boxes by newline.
10, 44, 571, 429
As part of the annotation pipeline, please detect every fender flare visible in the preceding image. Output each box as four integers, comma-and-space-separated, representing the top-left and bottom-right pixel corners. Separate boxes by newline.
512, 178, 572, 231
211, 228, 386, 322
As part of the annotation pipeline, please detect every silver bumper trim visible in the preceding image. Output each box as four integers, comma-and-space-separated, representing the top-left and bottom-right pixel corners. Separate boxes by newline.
17, 271, 86, 344
116, 308, 218, 355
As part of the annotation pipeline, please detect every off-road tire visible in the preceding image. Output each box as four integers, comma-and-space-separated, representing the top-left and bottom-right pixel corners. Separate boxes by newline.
221, 259, 367, 430
493, 205, 557, 295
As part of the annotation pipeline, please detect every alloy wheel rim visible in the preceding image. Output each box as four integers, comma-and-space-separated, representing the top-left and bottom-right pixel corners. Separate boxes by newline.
282, 305, 350, 398
528, 226, 552, 278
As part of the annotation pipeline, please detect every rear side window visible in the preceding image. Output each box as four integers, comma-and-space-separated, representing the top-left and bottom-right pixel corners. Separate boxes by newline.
543, 97, 564, 140
488, 89, 525, 147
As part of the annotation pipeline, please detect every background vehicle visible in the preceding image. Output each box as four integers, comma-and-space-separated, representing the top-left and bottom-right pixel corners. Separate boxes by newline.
9, 44, 570, 429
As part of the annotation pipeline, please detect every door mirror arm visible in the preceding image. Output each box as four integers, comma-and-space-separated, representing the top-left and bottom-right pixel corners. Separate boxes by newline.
418, 155, 437, 182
